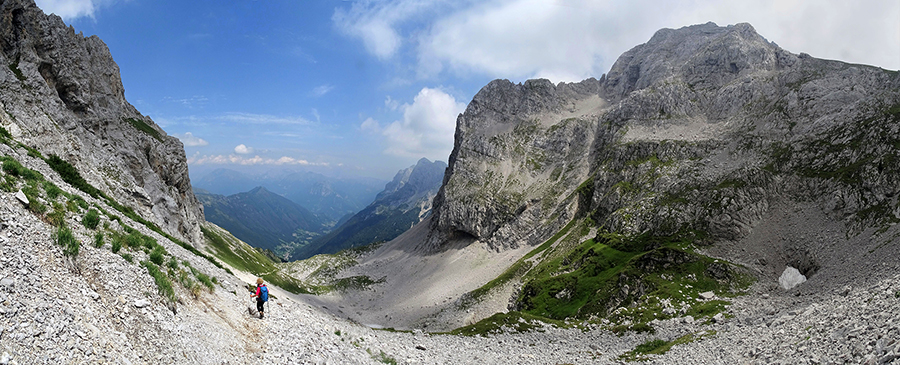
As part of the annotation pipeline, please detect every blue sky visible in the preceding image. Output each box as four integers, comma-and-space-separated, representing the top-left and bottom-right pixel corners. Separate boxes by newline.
34, 0, 900, 181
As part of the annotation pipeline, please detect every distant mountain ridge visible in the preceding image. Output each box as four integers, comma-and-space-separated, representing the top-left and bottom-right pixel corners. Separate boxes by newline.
292, 158, 446, 259
193, 168, 385, 222
196, 186, 325, 259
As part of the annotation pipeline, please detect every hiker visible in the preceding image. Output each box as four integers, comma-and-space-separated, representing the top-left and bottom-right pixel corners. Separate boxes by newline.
250, 277, 268, 319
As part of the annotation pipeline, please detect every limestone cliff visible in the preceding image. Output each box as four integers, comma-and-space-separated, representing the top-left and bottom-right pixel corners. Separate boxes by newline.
0, 0, 203, 243
428, 22, 900, 256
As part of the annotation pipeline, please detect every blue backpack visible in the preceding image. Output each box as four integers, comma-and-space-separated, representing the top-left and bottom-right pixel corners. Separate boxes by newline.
260, 285, 268, 302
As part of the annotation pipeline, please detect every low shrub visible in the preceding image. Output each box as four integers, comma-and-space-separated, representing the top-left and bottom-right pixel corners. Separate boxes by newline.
53, 225, 79, 257
111, 236, 123, 253
47, 202, 66, 227
83, 209, 100, 230
93, 231, 104, 248
150, 245, 166, 266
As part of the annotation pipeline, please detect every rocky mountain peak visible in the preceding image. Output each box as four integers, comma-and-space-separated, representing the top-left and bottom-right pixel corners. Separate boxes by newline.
0, 0, 204, 244
602, 22, 786, 99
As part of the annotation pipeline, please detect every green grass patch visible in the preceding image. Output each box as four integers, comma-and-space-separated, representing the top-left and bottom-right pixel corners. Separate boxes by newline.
449, 311, 564, 337
201, 225, 275, 274
8, 62, 25, 81
124, 118, 163, 142
150, 245, 166, 266
515, 230, 751, 322
619, 330, 717, 361
93, 231, 104, 248
47, 202, 67, 227
141, 261, 176, 303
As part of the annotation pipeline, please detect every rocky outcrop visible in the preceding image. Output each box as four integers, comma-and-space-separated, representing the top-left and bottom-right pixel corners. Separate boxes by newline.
427, 78, 604, 251
427, 22, 900, 253
0, 0, 203, 244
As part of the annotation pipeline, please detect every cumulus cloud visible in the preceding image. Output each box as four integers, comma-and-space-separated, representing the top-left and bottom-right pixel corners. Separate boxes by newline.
188, 153, 327, 166
174, 132, 209, 147
380, 87, 465, 160
35, 0, 99, 20
234, 144, 254, 154
336, 0, 900, 82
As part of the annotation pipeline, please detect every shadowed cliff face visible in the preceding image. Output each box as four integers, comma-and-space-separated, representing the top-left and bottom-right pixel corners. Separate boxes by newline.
426, 22, 900, 253
0, 0, 204, 244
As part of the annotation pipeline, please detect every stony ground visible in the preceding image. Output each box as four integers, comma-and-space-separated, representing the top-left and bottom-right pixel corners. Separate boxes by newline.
2, 178, 899, 364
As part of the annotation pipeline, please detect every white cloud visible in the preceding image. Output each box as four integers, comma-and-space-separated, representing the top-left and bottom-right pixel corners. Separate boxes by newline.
338, 0, 900, 82
360, 117, 380, 132
380, 87, 465, 160
332, 0, 456, 59
234, 144, 254, 154
312, 84, 335, 97
175, 132, 209, 147
384, 96, 400, 111
220, 112, 312, 125
188, 153, 327, 166
35, 0, 99, 20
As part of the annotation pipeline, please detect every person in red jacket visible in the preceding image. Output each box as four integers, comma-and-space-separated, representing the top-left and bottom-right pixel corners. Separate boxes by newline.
250, 277, 268, 319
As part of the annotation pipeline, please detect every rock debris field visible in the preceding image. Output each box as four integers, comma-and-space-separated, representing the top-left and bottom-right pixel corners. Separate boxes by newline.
1, 185, 899, 364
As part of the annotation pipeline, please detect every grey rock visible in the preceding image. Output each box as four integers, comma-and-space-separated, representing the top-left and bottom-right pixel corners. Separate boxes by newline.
13, 190, 27, 206
0, 278, 13, 291
699, 291, 715, 300
133, 299, 150, 308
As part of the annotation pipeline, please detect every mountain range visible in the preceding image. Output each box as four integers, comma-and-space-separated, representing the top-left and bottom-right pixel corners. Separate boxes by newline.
1, 0, 899, 362
192, 168, 386, 223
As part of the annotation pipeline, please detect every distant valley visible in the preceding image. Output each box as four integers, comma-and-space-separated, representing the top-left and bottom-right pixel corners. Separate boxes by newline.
195, 159, 446, 260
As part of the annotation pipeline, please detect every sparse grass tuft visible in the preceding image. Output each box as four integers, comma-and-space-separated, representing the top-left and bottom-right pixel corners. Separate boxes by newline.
93, 231, 104, 248
141, 261, 175, 303
53, 225, 79, 257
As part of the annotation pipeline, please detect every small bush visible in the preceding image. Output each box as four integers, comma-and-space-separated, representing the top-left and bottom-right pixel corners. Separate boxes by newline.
142, 235, 158, 251
124, 230, 143, 249
83, 209, 100, 230
2, 157, 21, 176
42, 181, 63, 200
22, 183, 47, 215
53, 226, 79, 257
93, 231, 104, 248
47, 202, 66, 227
120, 253, 134, 263
167, 257, 179, 270
150, 246, 166, 266
111, 236, 123, 253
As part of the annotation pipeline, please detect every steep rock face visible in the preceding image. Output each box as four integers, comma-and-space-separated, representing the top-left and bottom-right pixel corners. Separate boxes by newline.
0, 0, 203, 243
428, 21, 900, 257
428, 78, 604, 251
